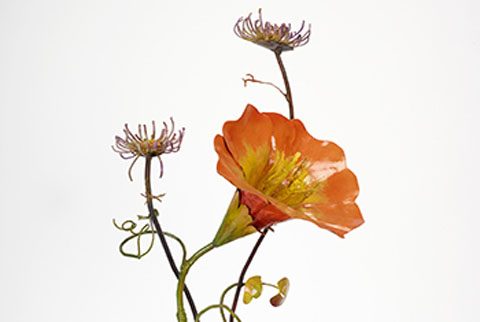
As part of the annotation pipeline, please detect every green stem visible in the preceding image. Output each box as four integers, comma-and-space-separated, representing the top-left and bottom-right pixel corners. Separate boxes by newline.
196, 304, 242, 322
144, 156, 198, 318
177, 243, 215, 322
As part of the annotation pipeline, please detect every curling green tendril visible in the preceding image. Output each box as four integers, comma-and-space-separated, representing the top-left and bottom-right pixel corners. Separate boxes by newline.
196, 304, 241, 322
113, 217, 186, 262
113, 218, 154, 259
220, 283, 242, 322
164, 231, 187, 265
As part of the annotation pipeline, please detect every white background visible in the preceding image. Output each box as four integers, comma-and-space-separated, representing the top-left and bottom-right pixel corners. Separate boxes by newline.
1, 0, 479, 321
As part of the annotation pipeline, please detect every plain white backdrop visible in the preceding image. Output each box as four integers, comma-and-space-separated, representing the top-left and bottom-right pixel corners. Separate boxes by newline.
1, 0, 479, 321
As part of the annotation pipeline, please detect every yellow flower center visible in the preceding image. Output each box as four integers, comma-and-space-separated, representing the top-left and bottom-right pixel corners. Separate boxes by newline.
127, 139, 164, 156
240, 146, 322, 208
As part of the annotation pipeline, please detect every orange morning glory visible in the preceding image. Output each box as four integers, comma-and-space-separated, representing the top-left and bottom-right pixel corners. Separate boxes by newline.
213, 105, 363, 246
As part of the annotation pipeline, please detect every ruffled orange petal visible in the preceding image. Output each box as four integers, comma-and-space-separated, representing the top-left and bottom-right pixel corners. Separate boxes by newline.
252, 204, 291, 229
323, 168, 359, 203
263, 112, 297, 156
294, 168, 363, 236
223, 105, 273, 163
214, 135, 252, 192
291, 120, 346, 181
301, 202, 364, 237
274, 168, 362, 236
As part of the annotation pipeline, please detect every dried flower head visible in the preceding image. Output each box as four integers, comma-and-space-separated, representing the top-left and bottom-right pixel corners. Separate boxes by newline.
234, 9, 311, 53
112, 119, 185, 180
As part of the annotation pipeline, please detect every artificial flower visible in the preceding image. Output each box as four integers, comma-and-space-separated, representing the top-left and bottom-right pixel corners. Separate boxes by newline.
234, 9, 311, 53
213, 105, 363, 245
112, 119, 184, 180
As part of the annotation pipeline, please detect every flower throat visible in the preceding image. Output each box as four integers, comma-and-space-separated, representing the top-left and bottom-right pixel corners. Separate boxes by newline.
256, 150, 321, 208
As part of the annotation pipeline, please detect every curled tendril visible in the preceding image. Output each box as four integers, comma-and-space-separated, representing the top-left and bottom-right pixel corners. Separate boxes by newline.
197, 303, 242, 322
242, 73, 286, 98
113, 218, 155, 259
164, 231, 187, 265
220, 283, 243, 322
113, 217, 187, 263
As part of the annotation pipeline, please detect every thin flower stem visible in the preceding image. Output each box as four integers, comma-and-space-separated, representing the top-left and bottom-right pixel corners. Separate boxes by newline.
176, 243, 215, 322
274, 50, 295, 119
228, 48, 294, 322
228, 229, 269, 322
144, 156, 198, 320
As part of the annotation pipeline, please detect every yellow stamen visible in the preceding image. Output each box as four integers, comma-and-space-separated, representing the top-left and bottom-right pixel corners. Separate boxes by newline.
256, 150, 322, 208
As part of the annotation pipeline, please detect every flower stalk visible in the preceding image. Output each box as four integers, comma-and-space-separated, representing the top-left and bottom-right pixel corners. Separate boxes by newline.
274, 50, 294, 119
176, 243, 215, 322
144, 156, 199, 320
228, 33, 296, 322
228, 229, 269, 322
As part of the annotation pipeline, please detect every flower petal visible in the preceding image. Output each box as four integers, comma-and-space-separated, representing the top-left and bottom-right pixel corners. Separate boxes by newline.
270, 277, 290, 307
214, 135, 251, 192
243, 276, 263, 304
291, 120, 346, 181
264, 112, 297, 155
240, 190, 291, 229
323, 168, 360, 203
261, 168, 363, 237
223, 104, 273, 163
301, 202, 364, 237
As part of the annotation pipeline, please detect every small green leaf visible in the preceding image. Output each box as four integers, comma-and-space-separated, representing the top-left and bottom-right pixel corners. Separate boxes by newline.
243, 275, 263, 304
270, 277, 290, 307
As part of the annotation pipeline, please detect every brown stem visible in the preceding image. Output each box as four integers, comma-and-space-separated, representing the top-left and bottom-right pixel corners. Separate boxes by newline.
229, 228, 269, 322
228, 49, 295, 321
144, 156, 199, 320
274, 50, 294, 119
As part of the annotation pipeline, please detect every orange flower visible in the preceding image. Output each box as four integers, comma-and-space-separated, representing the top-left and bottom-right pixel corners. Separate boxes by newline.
213, 105, 363, 246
